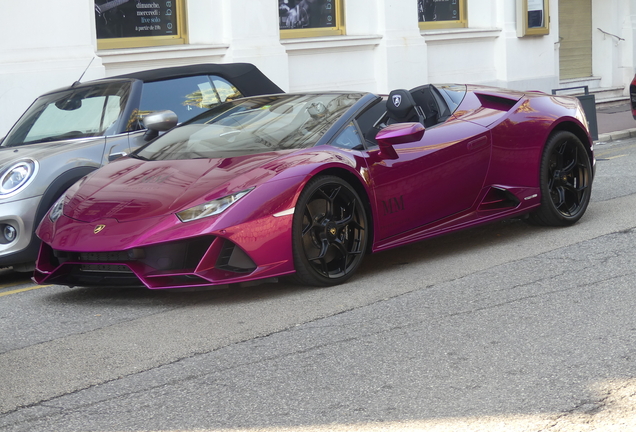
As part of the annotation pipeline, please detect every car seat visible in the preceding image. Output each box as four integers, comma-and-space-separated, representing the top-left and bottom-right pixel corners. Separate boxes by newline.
386, 89, 426, 125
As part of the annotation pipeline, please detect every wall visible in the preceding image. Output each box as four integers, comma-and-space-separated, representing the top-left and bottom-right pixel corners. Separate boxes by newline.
0, 0, 102, 137
0, 0, 634, 138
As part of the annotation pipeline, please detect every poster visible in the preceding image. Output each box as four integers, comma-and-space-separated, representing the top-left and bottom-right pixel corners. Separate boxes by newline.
418, 0, 460, 22
95, 0, 179, 39
279, 0, 336, 29
527, 0, 544, 28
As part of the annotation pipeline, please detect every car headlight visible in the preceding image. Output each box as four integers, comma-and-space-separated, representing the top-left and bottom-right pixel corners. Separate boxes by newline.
0, 159, 38, 197
49, 194, 66, 222
176, 189, 253, 223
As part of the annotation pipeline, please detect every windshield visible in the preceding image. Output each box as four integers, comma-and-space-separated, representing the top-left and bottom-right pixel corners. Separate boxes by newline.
135, 93, 364, 161
2, 81, 130, 147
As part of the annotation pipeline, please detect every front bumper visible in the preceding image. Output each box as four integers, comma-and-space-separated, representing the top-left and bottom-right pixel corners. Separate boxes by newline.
34, 212, 296, 289
0, 196, 42, 266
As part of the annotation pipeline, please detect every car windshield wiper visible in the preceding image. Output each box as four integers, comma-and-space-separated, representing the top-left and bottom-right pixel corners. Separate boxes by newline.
128, 153, 149, 161
20, 131, 94, 145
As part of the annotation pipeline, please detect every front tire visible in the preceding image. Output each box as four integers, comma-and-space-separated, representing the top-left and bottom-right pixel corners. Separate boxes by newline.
292, 175, 368, 287
528, 131, 592, 226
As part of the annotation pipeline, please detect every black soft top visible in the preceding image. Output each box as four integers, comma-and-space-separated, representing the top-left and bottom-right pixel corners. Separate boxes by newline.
111, 63, 284, 96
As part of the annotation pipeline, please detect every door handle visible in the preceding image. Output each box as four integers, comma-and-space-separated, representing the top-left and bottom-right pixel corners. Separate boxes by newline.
108, 152, 127, 162
467, 136, 488, 151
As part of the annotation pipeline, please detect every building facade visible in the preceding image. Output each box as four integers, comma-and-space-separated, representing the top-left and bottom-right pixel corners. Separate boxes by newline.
1, 0, 635, 137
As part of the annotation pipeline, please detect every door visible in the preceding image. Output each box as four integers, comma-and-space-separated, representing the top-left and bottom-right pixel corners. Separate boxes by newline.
365, 119, 491, 240
559, 0, 593, 79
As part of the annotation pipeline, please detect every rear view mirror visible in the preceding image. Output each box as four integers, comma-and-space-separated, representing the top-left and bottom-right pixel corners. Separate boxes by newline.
55, 97, 82, 111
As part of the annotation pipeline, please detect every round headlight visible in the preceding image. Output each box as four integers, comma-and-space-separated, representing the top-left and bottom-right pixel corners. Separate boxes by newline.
0, 159, 38, 196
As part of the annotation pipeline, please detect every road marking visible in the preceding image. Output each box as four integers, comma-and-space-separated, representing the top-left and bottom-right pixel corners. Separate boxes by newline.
604, 154, 627, 160
0, 279, 32, 289
0, 285, 50, 297
596, 153, 627, 161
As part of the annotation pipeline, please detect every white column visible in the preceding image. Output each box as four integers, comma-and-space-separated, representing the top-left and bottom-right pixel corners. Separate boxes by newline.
493, 0, 559, 92
372, 0, 429, 93
221, 0, 289, 91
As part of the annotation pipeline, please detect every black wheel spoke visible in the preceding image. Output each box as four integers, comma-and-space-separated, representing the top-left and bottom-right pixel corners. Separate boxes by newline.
313, 238, 330, 261
334, 199, 355, 229
553, 186, 566, 209
317, 185, 341, 218
301, 208, 316, 237
561, 156, 577, 175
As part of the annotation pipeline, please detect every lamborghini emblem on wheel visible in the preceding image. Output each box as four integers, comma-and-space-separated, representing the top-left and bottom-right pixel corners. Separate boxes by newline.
94, 224, 106, 234
329, 227, 337, 236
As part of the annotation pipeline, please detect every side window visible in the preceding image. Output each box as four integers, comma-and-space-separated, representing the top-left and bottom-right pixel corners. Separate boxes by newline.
211, 77, 243, 103
332, 123, 363, 150
139, 75, 243, 124
354, 99, 387, 147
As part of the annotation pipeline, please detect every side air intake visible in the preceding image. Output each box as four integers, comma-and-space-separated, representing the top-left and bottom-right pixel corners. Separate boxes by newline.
478, 187, 521, 211
475, 93, 518, 112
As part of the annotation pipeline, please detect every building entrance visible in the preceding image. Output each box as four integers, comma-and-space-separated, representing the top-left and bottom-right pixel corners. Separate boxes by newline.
559, 0, 593, 79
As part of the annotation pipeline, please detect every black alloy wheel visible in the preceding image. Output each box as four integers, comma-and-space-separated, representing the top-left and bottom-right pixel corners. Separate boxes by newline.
292, 175, 368, 286
528, 130, 593, 226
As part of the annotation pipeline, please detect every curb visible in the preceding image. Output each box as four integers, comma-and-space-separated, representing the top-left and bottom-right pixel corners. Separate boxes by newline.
596, 128, 636, 144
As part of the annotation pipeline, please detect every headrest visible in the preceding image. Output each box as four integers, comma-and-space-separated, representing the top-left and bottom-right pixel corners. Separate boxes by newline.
387, 89, 417, 122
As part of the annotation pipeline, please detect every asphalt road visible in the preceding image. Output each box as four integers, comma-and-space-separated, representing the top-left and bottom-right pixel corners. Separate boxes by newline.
2, 137, 636, 431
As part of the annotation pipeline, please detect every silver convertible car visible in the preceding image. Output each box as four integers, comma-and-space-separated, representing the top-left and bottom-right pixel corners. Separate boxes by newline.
0, 63, 282, 270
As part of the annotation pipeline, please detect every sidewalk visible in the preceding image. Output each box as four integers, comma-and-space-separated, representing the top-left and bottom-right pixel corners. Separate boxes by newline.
596, 102, 636, 143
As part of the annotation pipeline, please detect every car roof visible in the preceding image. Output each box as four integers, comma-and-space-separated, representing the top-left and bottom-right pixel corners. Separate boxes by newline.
42, 63, 284, 98
111, 63, 284, 96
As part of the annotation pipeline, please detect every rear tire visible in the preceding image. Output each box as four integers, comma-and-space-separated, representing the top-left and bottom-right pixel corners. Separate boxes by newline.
528, 131, 592, 226
292, 176, 368, 287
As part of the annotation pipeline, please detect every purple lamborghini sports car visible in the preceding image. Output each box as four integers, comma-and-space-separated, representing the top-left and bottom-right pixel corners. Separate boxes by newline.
34, 84, 595, 289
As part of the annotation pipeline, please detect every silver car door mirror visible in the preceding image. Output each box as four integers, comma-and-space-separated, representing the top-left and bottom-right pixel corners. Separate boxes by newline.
142, 110, 178, 141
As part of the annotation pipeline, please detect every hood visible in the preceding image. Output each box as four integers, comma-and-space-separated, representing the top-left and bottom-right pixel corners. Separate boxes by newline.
63, 151, 296, 223
0, 137, 105, 167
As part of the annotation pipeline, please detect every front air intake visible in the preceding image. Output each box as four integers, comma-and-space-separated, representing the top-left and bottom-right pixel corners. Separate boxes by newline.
216, 240, 257, 273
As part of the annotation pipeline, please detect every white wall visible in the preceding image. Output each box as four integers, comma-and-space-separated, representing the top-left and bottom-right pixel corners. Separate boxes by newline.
593, 0, 626, 88
0, 0, 634, 137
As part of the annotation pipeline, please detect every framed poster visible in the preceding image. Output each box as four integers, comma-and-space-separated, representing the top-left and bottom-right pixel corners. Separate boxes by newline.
418, 0, 467, 30
279, 0, 344, 38
95, 0, 186, 49
517, 0, 550, 36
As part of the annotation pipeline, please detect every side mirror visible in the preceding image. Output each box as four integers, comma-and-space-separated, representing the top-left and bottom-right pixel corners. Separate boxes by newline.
376, 122, 425, 159
142, 110, 178, 141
